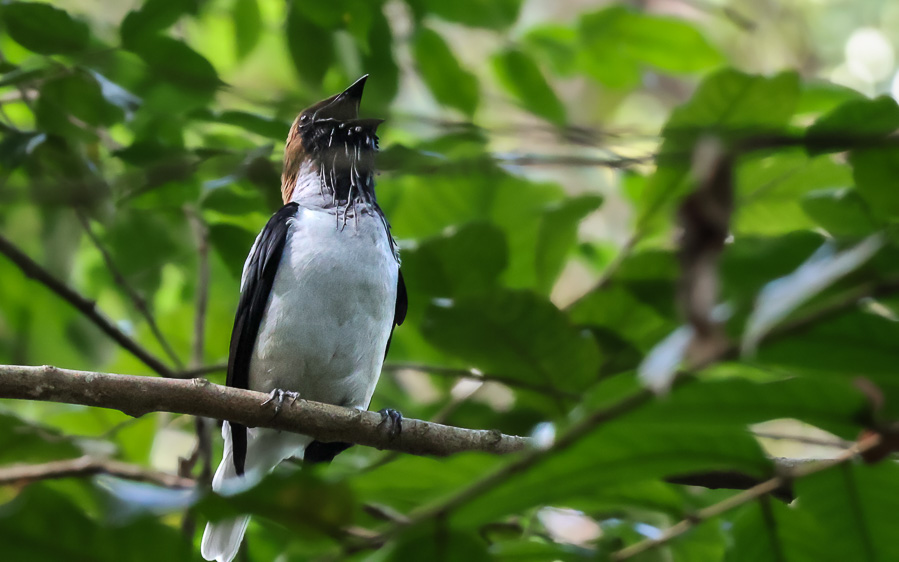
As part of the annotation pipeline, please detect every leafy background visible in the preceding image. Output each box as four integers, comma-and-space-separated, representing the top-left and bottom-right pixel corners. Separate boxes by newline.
2, 0, 899, 560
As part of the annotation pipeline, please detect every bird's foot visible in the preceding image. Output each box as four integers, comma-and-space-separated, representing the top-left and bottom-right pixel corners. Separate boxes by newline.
262, 389, 300, 418
377, 408, 403, 440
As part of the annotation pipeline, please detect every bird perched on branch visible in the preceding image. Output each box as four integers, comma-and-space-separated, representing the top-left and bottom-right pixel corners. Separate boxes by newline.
201, 75, 407, 562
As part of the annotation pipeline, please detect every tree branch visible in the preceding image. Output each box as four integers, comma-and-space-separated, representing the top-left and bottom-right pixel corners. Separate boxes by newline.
0, 234, 176, 378
0, 455, 194, 488
0, 365, 531, 457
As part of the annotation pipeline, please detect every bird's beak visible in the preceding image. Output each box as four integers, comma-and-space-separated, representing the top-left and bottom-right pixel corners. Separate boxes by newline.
312, 75, 368, 121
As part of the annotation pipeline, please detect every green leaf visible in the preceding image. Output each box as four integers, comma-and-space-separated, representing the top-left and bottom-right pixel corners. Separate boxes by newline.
492, 48, 566, 125
401, 222, 507, 299
802, 188, 878, 237
460, 376, 863, 525
405, 0, 522, 29
286, 3, 334, 86
578, 6, 723, 87
131, 36, 220, 94
806, 96, 899, 154
728, 500, 831, 562
1, 2, 89, 55
412, 27, 479, 116
214, 111, 289, 140
233, 0, 262, 59
640, 69, 800, 231
0, 484, 191, 561
522, 25, 579, 76
35, 72, 124, 137
357, 8, 399, 112
535, 195, 602, 294
734, 149, 852, 235
0, 413, 81, 464
422, 290, 601, 393
120, 0, 198, 49
209, 223, 257, 279
796, 80, 865, 116
390, 527, 490, 561
850, 147, 899, 222
793, 462, 899, 561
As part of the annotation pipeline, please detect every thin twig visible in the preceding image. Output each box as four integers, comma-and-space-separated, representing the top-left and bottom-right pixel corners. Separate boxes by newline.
0, 455, 195, 488
611, 434, 882, 560
0, 233, 176, 377
75, 209, 184, 369
0, 365, 532, 458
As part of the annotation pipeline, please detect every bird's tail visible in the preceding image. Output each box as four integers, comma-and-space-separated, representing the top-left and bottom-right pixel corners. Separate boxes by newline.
201, 422, 311, 562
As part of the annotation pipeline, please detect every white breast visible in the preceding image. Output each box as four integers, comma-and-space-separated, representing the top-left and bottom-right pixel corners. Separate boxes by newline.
247, 205, 398, 409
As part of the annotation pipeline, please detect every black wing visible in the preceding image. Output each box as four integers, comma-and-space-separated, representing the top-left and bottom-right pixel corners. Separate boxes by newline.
227, 202, 298, 475
305, 268, 407, 465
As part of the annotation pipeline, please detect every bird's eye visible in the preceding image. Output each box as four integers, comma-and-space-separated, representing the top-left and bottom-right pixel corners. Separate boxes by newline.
300, 114, 308, 122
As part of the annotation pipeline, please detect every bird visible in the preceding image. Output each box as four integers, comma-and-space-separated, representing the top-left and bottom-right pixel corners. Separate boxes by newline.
201, 75, 407, 562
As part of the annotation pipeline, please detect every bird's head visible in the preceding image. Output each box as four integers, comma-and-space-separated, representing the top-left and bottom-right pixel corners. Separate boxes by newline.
281, 75, 383, 205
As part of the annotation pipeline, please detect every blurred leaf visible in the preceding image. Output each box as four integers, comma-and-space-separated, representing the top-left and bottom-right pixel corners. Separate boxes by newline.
459, 375, 864, 525
793, 462, 899, 561
401, 222, 507, 299
492, 48, 566, 125
802, 188, 878, 237
0, 412, 81, 464
535, 195, 603, 294
233, 0, 262, 59
357, 8, 399, 111
578, 6, 723, 87
209, 223, 257, 279
522, 25, 579, 76
412, 27, 479, 116
806, 96, 899, 154
120, 0, 198, 49
0, 484, 191, 561
88, 71, 141, 116
1, 2, 89, 55
796, 80, 865, 115
850, 147, 899, 222
35, 71, 124, 137
286, 3, 334, 87
734, 149, 852, 236
742, 235, 883, 353
390, 527, 490, 561
130, 36, 220, 95
405, 0, 522, 29
422, 290, 601, 393
195, 109, 289, 140
640, 69, 800, 230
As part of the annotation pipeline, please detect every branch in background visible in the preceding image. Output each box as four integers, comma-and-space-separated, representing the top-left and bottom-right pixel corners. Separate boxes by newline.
0, 455, 194, 488
0, 365, 531, 458
75, 209, 184, 370
614, 434, 882, 560
0, 234, 176, 378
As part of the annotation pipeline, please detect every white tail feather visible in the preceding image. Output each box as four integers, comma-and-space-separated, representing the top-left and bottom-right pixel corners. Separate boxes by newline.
201, 422, 311, 562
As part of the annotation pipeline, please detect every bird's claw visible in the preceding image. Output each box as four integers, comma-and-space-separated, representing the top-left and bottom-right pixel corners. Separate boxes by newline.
377, 408, 403, 440
262, 389, 300, 418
